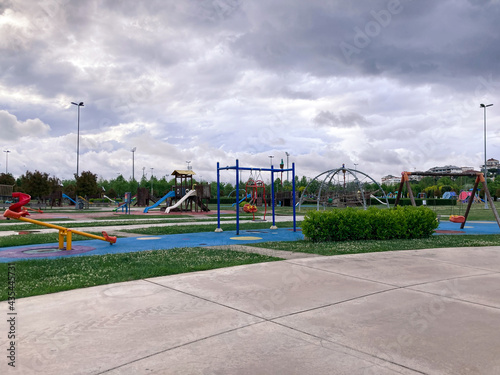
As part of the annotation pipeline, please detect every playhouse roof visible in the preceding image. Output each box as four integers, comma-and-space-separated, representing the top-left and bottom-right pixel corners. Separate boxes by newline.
171, 170, 196, 176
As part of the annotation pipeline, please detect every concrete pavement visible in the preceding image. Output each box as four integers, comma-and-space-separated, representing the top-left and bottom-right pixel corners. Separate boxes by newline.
2, 246, 500, 374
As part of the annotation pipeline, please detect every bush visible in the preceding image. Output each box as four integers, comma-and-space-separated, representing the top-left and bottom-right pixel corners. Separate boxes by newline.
302, 206, 438, 242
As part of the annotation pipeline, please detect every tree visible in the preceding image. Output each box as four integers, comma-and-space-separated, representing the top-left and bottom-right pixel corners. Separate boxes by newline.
0, 173, 15, 186
19, 171, 51, 200
76, 171, 99, 197
109, 175, 129, 197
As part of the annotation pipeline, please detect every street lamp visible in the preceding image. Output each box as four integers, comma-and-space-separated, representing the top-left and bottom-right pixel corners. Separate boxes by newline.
285, 152, 290, 181
71, 101, 84, 177
480, 103, 493, 209
131, 147, 136, 181
186, 160, 191, 170
150, 167, 154, 195
3, 150, 10, 174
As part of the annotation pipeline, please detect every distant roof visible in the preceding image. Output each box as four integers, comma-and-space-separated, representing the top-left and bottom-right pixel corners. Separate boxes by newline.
171, 170, 196, 176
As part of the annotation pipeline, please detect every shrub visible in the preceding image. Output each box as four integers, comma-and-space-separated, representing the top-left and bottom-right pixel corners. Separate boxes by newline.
302, 206, 438, 242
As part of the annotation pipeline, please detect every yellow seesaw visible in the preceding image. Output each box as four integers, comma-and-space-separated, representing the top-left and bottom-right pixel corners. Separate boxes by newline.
4, 192, 116, 251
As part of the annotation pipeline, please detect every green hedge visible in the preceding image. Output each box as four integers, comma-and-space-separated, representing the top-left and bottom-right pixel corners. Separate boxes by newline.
302, 206, 438, 242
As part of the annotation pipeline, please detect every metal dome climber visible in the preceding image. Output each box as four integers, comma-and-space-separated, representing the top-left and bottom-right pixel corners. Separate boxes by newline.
298, 165, 389, 211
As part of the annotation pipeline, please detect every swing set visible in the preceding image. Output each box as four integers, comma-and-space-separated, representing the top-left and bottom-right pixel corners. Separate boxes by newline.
395, 171, 500, 229
216, 159, 297, 235
243, 169, 267, 220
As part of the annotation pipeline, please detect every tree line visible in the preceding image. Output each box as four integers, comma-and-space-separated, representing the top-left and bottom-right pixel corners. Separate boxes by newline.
0, 171, 307, 201
1, 171, 498, 202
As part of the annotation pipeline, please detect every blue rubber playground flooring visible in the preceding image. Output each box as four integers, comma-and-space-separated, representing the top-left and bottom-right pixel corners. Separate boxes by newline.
1, 221, 500, 263
0, 228, 304, 263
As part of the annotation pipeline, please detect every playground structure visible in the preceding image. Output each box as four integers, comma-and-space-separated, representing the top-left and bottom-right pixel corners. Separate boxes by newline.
0, 184, 13, 202
3, 192, 116, 250
395, 171, 500, 229
298, 165, 389, 211
143, 170, 211, 214
216, 160, 297, 235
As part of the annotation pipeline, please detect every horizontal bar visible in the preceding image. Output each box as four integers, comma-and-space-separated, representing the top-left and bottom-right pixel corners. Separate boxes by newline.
405, 171, 481, 177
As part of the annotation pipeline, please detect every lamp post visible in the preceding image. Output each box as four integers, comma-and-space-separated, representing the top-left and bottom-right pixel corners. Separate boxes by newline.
480, 103, 493, 209
285, 152, 290, 181
186, 160, 191, 170
131, 147, 136, 182
150, 167, 154, 195
71, 101, 84, 177
3, 150, 10, 174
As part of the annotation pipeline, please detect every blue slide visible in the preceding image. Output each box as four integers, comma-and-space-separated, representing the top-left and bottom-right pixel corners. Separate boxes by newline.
62, 193, 77, 205
232, 193, 252, 207
143, 191, 176, 213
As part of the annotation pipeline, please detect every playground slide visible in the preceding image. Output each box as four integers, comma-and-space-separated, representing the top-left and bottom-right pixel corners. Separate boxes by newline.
166, 190, 197, 213
62, 193, 77, 205
232, 193, 252, 207
103, 195, 116, 203
8, 192, 31, 213
144, 191, 176, 213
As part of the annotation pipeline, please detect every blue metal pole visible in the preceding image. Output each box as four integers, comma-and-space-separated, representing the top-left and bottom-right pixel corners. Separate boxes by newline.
217, 162, 221, 231
236, 159, 239, 235
271, 164, 276, 228
292, 162, 296, 232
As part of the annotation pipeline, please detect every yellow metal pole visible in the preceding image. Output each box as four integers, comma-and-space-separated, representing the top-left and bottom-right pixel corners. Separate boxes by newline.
3, 214, 116, 249
67, 230, 72, 250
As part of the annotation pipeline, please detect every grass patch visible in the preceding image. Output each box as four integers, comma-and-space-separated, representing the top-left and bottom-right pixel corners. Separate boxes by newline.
248, 234, 500, 255
0, 247, 281, 300
0, 217, 240, 232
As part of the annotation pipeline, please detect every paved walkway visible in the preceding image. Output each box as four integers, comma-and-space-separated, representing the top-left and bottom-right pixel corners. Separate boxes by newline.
2, 246, 500, 374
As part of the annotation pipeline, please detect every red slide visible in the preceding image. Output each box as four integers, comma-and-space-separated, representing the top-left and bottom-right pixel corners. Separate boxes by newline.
4, 192, 31, 218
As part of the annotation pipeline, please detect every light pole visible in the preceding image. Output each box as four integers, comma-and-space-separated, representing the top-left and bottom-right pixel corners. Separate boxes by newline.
150, 167, 154, 195
480, 103, 493, 209
3, 150, 10, 174
269, 155, 274, 167
186, 160, 191, 170
131, 147, 136, 182
285, 152, 290, 181
71, 101, 84, 177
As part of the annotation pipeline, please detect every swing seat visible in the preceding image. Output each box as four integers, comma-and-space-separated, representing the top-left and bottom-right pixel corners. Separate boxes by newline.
243, 204, 257, 213
449, 215, 465, 223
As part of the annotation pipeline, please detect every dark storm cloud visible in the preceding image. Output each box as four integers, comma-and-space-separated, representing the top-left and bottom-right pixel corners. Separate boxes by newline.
230, 0, 500, 90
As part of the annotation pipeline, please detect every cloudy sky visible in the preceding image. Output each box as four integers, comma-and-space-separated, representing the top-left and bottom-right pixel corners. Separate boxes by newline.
1, 0, 499, 184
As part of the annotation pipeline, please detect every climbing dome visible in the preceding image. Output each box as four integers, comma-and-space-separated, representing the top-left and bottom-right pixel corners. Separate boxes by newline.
298, 165, 389, 210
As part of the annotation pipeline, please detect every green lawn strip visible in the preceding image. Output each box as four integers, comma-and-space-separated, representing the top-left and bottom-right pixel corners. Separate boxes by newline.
92, 214, 188, 220
0, 248, 281, 300
247, 234, 500, 256
120, 221, 300, 235
0, 217, 241, 231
